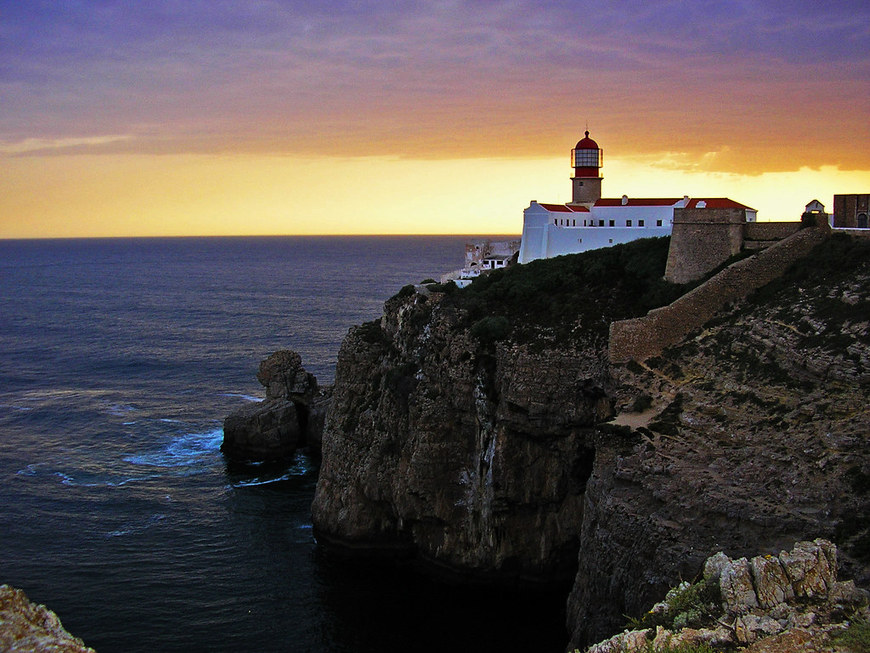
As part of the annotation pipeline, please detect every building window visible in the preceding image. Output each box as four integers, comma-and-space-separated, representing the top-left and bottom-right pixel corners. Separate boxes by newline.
656, 219, 662, 227
639, 220, 645, 227
609, 220, 614, 227
608, 239, 613, 243
598, 220, 604, 227
626, 220, 632, 227
578, 238, 582, 243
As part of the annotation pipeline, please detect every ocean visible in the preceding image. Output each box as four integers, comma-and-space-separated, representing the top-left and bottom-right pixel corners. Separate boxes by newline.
0, 236, 568, 652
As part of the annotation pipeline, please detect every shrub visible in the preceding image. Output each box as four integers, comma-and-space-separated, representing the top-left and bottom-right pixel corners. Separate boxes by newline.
395, 284, 416, 299
428, 281, 458, 294
470, 315, 510, 346
355, 320, 387, 345
626, 578, 721, 632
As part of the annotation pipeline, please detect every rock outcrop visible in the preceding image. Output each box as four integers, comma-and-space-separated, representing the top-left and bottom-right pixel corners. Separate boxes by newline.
584, 539, 869, 653
0, 585, 94, 653
222, 350, 329, 461
311, 234, 870, 648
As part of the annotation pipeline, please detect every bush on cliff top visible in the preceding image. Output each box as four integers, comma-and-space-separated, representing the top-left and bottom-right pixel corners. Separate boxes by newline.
443, 237, 687, 344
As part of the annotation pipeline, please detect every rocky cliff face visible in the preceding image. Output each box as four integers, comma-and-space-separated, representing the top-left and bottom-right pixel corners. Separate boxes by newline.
311, 234, 870, 647
311, 286, 612, 582
0, 585, 94, 653
567, 234, 870, 646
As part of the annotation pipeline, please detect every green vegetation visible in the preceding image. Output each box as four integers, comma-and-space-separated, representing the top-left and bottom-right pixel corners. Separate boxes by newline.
396, 284, 416, 299
470, 315, 510, 346
626, 578, 721, 632
832, 617, 870, 653
355, 319, 388, 345
425, 280, 458, 294
430, 237, 688, 345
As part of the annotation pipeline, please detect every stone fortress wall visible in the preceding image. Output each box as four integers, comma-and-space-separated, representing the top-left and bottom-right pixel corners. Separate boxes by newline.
609, 226, 830, 363
663, 207, 748, 285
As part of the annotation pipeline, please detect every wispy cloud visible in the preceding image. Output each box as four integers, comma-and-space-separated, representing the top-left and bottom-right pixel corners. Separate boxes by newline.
0, 135, 133, 155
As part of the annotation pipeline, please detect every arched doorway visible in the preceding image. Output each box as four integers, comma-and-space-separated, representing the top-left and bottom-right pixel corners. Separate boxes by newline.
858, 213, 868, 228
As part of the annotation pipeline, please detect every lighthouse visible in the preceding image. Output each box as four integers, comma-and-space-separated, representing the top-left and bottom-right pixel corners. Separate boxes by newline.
570, 131, 603, 207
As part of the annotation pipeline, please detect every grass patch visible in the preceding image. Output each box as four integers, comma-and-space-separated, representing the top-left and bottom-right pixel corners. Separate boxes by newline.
832, 618, 870, 653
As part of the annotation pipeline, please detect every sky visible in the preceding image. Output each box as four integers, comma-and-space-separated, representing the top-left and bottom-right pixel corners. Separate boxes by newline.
1, 0, 868, 238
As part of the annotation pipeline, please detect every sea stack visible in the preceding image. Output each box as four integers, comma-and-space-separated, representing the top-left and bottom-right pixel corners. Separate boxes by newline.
222, 350, 327, 461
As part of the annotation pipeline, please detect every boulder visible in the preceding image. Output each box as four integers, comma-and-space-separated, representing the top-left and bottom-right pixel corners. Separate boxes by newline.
221, 399, 301, 461
719, 557, 758, 615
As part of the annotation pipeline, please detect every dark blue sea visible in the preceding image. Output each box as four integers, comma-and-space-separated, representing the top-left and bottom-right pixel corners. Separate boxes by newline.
0, 236, 567, 653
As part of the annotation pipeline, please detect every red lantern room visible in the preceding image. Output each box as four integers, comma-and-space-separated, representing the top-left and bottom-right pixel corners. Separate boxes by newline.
571, 131, 603, 177
570, 130, 603, 206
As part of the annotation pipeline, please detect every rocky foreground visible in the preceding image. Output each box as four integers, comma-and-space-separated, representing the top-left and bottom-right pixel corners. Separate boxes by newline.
0, 585, 94, 653
309, 233, 870, 649
584, 539, 869, 652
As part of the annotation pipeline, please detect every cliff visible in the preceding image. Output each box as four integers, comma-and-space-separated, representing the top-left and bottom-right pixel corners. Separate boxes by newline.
311, 233, 870, 647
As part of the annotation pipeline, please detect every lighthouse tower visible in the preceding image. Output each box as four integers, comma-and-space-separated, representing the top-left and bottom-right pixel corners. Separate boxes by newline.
569, 131, 603, 207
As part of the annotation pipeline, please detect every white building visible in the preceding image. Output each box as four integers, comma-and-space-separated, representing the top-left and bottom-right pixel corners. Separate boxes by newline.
518, 132, 757, 263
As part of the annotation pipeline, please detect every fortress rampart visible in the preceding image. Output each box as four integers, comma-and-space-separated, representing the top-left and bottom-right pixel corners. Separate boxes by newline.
609, 227, 829, 363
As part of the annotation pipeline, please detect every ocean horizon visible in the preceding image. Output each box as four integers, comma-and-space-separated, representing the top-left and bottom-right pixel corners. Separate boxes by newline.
0, 235, 567, 652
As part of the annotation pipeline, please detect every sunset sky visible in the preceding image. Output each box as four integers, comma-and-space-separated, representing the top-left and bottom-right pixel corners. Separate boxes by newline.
2, 0, 868, 238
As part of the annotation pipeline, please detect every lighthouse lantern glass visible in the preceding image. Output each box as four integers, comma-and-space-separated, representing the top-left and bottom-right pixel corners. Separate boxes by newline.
572, 149, 603, 168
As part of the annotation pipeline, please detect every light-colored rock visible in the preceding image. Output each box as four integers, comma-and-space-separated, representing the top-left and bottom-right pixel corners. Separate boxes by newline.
702, 551, 731, 583
741, 627, 824, 652
827, 579, 869, 608
585, 628, 650, 653
650, 624, 734, 649
734, 613, 783, 644
720, 557, 758, 614
779, 539, 835, 598
751, 553, 794, 608
0, 585, 94, 653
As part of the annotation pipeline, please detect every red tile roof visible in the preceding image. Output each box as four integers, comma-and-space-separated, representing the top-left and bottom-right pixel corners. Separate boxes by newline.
685, 198, 756, 210
538, 203, 590, 212
594, 198, 681, 207
535, 198, 756, 212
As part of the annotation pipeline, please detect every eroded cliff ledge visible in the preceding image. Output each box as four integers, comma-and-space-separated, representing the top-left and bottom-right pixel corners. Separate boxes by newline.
311, 234, 870, 647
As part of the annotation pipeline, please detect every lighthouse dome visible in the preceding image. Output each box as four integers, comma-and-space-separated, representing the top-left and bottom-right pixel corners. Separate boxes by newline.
575, 131, 599, 150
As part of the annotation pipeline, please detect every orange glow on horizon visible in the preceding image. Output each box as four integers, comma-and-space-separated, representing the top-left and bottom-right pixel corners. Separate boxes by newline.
1, 153, 868, 239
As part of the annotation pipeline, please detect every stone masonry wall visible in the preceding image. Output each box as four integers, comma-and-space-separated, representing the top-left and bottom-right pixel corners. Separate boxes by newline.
744, 221, 801, 241
609, 228, 829, 363
664, 208, 745, 284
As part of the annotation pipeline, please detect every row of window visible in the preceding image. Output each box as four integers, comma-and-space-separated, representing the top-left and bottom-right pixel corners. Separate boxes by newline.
553, 218, 665, 227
